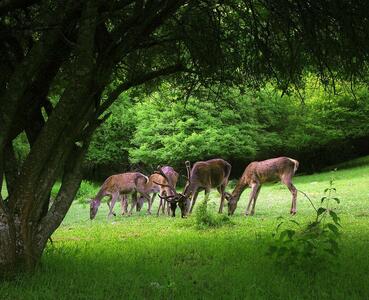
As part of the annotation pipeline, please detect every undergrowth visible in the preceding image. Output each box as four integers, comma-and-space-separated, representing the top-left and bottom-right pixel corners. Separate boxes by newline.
268, 176, 341, 273
194, 198, 233, 229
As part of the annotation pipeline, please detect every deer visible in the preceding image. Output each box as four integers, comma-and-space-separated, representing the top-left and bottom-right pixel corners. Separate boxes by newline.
225, 157, 299, 216
137, 166, 179, 216
89, 172, 151, 219
156, 159, 232, 217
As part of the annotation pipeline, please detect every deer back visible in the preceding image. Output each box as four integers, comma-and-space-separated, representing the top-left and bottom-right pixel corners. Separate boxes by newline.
189, 158, 231, 189
150, 166, 179, 196
246, 157, 298, 184
147, 173, 165, 193
102, 172, 148, 194
161, 166, 179, 187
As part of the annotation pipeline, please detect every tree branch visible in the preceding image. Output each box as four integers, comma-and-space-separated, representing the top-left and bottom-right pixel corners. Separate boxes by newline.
0, 0, 39, 15
98, 63, 184, 116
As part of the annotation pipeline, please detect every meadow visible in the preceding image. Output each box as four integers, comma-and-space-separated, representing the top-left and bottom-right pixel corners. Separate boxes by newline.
1, 159, 369, 299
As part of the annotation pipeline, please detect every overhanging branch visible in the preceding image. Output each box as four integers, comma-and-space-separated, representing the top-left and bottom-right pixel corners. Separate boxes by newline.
0, 0, 39, 15
97, 63, 184, 116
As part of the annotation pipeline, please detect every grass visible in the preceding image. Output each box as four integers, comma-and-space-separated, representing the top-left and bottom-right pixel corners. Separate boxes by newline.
1, 158, 369, 299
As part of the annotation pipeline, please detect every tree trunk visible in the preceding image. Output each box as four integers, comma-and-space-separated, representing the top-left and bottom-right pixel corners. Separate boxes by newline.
0, 0, 187, 278
0, 206, 16, 277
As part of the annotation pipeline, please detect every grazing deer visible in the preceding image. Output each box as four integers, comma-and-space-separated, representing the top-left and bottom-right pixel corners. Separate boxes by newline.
157, 159, 232, 217
137, 166, 179, 216
225, 157, 299, 216
89, 172, 151, 219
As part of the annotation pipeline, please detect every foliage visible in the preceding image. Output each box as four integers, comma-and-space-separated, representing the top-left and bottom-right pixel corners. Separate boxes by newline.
87, 80, 369, 173
129, 87, 258, 168
86, 94, 136, 166
194, 198, 233, 229
12, 132, 30, 163
268, 177, 342, 273
74, 181, 100, 205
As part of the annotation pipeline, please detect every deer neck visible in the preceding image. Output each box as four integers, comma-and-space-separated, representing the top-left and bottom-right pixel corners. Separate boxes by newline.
184, 181, 197, 197
143, 180, 155, 193
231, 178, 248, 201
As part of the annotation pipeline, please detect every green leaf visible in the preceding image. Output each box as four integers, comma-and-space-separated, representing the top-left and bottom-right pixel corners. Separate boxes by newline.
329, 210, 341, 226
276, 221, 284, 232
326, 223, 340, 236
332, 197, 340, 204
317, 207, 327, 216
289, 219, 300, 226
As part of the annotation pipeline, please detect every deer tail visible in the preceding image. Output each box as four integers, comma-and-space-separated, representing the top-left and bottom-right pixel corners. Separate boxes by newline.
288, 158, 299, 173
135, 173, 149, 185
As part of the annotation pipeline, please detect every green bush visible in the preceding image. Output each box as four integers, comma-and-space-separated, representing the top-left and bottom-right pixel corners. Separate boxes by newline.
194, 199, 233, 229
75, 180, 100, 204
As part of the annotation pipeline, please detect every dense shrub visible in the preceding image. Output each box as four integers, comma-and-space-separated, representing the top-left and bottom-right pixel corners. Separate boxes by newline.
194, 199, 233, 229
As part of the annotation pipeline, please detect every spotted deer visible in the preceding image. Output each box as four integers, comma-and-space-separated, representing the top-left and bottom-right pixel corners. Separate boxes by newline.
225, 157, 299, 216
89, 172, 151, 219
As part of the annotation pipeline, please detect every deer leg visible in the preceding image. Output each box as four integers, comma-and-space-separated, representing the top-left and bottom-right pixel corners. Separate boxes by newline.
245, 183, 259, 216
217, 185, 226, 214
282, 175, 297, 215
108, 192, 119, 218
166, 199, 172, 216
107, 195, 117, 216
129, 192, 138, 215
150, 193, 157, 215
287, 182, 298, 215
156, 194, 163, 216
250, 185, 261, 216
136, 195, 144, 212
139, 193, 151, 215
165, 200, 170, 215
189, 189, 200, 214
106, 195, 113, 214
120, 195, 128, 215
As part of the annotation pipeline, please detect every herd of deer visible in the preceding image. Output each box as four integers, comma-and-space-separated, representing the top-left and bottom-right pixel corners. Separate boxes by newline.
89, 156, 299, 220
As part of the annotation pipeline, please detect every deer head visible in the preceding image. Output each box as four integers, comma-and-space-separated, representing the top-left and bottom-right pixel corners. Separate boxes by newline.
90, 198, 101, 219
224, 192, 237, 215
154, 164, 191, 218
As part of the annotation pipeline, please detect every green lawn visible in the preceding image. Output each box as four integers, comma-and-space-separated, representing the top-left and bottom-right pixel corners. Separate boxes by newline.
1, 161, 369, 299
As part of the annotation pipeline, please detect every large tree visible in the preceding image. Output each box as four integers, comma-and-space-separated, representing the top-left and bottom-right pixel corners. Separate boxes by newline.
0, 0, 368, 276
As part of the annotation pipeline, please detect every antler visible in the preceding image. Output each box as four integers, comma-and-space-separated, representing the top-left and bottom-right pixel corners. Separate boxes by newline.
185, 161, 191, 182
154, 166, 177, 195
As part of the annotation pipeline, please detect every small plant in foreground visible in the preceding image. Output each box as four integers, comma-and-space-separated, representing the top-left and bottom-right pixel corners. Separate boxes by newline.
268, 178, 342, 273
194, 199, 233, 229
